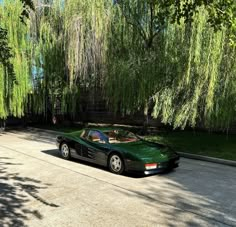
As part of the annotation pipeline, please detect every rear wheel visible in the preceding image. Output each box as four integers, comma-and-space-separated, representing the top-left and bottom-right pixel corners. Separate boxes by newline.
60, 143, 71, 160
108, 153, 124, 174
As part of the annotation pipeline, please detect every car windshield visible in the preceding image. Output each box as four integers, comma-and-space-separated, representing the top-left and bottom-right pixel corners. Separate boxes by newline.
104, 130, 140, 144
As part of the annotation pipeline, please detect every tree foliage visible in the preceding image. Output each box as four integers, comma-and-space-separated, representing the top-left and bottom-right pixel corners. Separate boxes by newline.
30, 0, 112, 118
30, 0, 236, 130
0, 0, 31, 119
1, 0, 236, 131
106, 1, 236, 130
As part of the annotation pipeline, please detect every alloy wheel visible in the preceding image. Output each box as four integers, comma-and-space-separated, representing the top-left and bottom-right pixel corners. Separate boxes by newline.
109, 154, 123, 173
61, 143, 70, 159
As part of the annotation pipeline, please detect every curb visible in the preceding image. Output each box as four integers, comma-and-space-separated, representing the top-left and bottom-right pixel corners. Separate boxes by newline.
178, 152, 236, 167
28, 127, 236, 167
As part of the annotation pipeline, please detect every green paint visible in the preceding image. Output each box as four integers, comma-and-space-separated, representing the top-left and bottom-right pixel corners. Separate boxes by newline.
61, 128, 177, 163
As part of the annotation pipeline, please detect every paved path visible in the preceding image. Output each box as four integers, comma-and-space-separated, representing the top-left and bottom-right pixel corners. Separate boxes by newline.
0, 129, 236, 227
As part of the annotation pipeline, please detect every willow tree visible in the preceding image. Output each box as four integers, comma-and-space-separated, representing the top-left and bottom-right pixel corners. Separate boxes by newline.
28, 0, 236, 130
0, 0, 31, 119
30, 0, 113, 119
106, 1, 167, 115
150, 9, 236, 130
105, 2, 236, 130
62, 0, 112, 116
29, 0, 66, 119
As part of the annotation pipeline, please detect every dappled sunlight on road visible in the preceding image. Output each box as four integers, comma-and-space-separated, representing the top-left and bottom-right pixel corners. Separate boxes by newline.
0, 156, 59, 227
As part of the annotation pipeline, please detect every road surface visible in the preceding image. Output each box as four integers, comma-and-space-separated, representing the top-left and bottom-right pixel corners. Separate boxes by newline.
0, 128, 235, 227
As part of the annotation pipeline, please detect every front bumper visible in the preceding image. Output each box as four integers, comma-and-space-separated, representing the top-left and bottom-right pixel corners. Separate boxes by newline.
126, 156, 180, 175
144, 161, 179, 175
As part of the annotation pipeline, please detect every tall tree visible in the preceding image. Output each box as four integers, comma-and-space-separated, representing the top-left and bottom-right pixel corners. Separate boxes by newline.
106, 1, 236, 130
0, 0, 33, 119
2, 0, 235, 131
30, 0, 112, 119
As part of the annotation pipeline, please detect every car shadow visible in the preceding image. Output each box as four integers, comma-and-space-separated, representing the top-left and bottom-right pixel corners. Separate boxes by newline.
41, 149, 176, 179
41, 148, 110, 172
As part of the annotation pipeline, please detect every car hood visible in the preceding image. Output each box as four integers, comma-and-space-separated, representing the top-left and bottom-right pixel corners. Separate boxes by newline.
111, 140, 177, 162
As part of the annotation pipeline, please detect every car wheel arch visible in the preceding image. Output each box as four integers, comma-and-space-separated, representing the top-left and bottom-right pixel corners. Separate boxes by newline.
59, 139, 67, 150
59, 138, 72, 150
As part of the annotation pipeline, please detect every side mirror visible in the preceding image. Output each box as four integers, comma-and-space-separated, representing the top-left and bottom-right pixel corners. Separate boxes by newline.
100, 135, 109, 144
102, 138, 109, 144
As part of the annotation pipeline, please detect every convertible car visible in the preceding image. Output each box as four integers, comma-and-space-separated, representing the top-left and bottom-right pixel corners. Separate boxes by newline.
56, 128, 180, 175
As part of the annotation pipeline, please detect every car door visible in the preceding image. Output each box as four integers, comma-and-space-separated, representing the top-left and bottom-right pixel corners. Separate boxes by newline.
74, 141, 82, 156
81, 130, 109, 166
67, 130, 86, 159
74, 129, 89, 157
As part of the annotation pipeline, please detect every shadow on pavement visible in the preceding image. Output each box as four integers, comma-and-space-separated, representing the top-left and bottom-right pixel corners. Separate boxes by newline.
41, 149, 236, 226
41, 149, 119, 175
115, 160, 236, 226
0, 157, 59, 226
2, 128, 57, 145
41, 149, 174, 179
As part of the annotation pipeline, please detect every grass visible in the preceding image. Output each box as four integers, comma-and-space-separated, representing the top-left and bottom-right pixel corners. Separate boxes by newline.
146, 131, 236, 161
31, 124, 236, 161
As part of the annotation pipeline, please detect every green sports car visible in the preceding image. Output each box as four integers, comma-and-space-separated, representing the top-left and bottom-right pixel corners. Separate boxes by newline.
56, 128, 180, 175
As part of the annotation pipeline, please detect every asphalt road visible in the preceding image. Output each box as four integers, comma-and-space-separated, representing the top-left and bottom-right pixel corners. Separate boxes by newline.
0, 128, 236, 227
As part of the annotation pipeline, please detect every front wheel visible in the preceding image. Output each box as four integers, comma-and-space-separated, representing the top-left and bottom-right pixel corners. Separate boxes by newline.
108, 154, 124, 174
60, 143, 71, 160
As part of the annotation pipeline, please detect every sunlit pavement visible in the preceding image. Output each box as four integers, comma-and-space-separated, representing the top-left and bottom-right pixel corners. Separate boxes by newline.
0, 129, 236, 227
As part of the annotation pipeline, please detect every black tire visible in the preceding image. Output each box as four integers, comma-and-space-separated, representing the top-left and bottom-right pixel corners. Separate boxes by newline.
108, 153, 124, 174
60, 142, 71, 160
